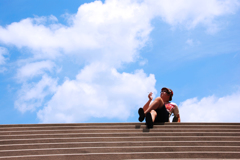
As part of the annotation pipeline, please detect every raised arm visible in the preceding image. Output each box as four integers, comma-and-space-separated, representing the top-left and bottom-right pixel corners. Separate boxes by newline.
142, 92, 153, 112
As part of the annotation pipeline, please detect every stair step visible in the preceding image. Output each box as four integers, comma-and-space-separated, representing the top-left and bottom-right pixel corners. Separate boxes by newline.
1, 132, 240, 140
1, 128, 240, 134
1, 146, 240, 157
1, 141, 240, 150
0, 151, 240, 160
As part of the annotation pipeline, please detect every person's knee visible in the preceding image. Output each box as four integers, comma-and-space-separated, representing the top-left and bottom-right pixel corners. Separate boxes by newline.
150, 110, 157, 116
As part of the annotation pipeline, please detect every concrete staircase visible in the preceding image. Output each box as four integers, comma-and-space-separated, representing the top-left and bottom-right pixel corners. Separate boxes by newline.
0, 122, 240, 160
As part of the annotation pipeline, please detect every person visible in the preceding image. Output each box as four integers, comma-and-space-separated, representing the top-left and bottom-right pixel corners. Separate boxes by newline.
138, 87, 180, 128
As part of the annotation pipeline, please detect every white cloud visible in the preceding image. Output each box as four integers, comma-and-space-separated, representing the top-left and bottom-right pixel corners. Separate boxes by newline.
147, 0, 240, 32
14, 75, 58, 113
0, 0, 238, 62
0, 0, 152, 66
0, 47, 8, 64
0, 47, 8, 72
138, 58, 148, 66
37, 63, 156, 123
16, 60, 56, 82
186, 39, 193, 46
179, 91, 240, 122
186, 39, 201, 46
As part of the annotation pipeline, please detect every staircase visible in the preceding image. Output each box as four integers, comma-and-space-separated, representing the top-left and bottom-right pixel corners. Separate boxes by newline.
0, 122, 240, 160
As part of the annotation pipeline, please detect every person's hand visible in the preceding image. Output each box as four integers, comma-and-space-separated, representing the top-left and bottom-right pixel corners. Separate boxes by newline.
148, 92, 153, 101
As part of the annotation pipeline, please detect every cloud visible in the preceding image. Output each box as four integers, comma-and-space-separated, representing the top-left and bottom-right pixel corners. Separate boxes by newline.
185, 39, 201, 47
0, 0, 238, 61
186, 39, 194, 46
16, 60, 56, 82
179, 91, 240, 122
147, 0, 240, 32
0, 47, 8, 64
14, 75, 58, 113
37, 63, 156, 123
0, 0, 152, 66
0, 47, 8, 72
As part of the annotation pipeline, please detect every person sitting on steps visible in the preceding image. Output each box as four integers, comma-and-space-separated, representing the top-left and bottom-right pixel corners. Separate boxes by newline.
138, 87, 180, 128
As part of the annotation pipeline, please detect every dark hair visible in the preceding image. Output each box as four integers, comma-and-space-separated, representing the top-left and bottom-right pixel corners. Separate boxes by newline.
161, 87, 173, 101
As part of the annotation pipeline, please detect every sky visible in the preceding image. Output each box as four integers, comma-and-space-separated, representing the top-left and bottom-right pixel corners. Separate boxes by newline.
0, 0, 240, 124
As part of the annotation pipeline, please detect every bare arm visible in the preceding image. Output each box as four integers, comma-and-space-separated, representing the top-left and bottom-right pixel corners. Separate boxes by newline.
142, 92, 153, 112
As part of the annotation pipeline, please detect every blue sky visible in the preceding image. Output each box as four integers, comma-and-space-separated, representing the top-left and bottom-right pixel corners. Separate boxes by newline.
0, 0, 240, 124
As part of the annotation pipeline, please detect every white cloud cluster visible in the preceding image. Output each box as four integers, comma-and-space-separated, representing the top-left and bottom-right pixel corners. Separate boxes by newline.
0, 0, 238, 60
37, 63, 156, 123
0, 0, 239, 122
0, 0, 152, 66
179, 91, 240, 122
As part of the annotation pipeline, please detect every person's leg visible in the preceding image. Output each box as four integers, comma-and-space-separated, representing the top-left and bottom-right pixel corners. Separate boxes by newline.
146, 110, 157, 128
138, 98, 158, 122
139, 97, 164, 122
138, 92, 153, 122
138, 93, 164, 122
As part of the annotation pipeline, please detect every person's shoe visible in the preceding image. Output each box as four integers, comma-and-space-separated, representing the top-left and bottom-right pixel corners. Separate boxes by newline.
138, 108, 145, 122
146, 112, 153, 129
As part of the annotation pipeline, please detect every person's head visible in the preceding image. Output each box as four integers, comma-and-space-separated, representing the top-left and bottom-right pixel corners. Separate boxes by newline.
160, 87, 173, 102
